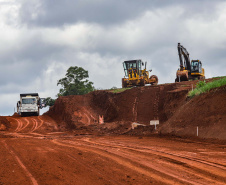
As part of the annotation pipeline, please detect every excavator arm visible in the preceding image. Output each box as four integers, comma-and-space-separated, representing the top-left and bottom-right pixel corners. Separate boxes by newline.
177, 43, 191, 73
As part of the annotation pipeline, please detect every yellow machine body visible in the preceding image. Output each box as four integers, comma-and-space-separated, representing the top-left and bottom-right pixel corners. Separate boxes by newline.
176, 43, 205, 82
122, 60, 158, 88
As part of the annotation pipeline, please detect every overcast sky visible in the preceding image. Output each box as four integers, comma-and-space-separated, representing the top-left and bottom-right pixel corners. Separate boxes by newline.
0, 0, 226, 115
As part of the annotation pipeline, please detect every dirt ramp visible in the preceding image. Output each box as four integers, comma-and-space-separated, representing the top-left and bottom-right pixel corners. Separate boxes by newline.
160, 85, 226, 140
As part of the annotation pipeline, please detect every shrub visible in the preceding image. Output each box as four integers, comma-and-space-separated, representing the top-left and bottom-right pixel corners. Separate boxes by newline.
196, 80, 206, 88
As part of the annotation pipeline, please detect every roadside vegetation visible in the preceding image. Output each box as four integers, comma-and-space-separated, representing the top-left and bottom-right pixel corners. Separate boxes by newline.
188, 76, 226, 98
109, 87, 132, 93
57, 66, 94, 96
45, 66, 94, 107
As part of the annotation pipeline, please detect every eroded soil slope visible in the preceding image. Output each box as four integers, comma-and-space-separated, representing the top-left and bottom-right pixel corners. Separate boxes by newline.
160, 85, 226, 139
46, 79, 225, 140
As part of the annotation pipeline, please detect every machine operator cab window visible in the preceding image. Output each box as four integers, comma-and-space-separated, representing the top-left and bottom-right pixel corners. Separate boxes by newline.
191, 60, 202, 73
123, 60, 143, 78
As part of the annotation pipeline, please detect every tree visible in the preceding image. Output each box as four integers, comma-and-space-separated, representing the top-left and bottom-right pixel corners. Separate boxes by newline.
57, 66, 94, 96
44, 97, 56, 107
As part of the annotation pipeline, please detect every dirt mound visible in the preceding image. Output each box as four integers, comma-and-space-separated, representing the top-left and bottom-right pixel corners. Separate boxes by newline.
46, 82, 189, 130
12, 112, 20, 117
0, 117, 10, 131
46, 78, 225, 140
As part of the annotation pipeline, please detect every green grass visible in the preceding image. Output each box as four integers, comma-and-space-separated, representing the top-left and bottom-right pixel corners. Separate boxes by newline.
109, 87, 132, 93
188, 77, 226, 98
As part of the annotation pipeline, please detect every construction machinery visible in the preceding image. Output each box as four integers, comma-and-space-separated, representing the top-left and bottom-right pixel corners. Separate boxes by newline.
175, 43, 205, 82
17, 93, 45, 116
122, 59, 158, 88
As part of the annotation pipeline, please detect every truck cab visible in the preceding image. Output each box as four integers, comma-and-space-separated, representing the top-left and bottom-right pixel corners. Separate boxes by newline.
17, 93, 45, 116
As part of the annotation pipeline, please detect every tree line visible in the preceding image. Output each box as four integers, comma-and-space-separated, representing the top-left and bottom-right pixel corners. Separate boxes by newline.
45, 66, 94, 107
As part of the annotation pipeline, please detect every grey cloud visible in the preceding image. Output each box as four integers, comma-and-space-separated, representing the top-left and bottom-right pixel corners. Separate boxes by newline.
18, 0, 223, 27
0, 0, 226, 116
0, 34, 65, 87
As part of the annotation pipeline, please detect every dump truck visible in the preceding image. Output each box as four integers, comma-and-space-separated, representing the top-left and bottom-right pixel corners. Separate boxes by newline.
17, 93, 45, 116
122, 59, 158, 88
175, 43, 205, 82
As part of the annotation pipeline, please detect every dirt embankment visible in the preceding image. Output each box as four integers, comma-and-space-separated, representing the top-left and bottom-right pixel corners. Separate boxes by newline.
46, 78, 225, 140
0, 116, 10, 131
47, 84, 177, 129
160, 85, 226, 139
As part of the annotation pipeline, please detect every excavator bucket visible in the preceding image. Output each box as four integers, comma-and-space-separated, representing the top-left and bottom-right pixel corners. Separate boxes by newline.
176, 70, 188, 82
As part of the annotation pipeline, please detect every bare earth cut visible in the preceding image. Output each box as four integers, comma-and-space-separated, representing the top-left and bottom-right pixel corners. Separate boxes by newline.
0, 78, 225, 184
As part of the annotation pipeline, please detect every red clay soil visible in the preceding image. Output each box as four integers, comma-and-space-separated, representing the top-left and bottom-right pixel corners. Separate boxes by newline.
46, 78, 226, 140
0, 116, 10, 131
160, 85, 226, 139
0, 79, 226, 185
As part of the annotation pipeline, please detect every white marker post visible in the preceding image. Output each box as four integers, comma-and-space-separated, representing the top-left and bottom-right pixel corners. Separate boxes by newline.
197, 126, 198, 137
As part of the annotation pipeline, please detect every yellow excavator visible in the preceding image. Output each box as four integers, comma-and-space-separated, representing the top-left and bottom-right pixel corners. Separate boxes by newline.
176, 43, 205, 82
122, 59, 158, 88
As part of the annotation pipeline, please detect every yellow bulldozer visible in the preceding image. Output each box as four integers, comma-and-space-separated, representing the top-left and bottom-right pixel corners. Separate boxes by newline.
122, 59, 158, 88
175, 43, 205, 82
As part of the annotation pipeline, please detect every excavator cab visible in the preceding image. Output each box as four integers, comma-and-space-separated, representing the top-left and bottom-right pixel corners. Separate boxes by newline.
190, 60, 205, 79
191, 60, 202, 74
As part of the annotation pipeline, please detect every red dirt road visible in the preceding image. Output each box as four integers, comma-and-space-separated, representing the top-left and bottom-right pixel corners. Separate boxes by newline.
0, 116, 226, 185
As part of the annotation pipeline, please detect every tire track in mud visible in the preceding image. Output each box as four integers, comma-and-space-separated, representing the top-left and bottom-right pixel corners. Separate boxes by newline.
82, 139, 226, 170
17, 118, 30, 132
36, 117, 44, 131
29, 119, 36, 133
66, 153, 123, 185
106, 142, 224, 184
30, 118, 38, 133
51, 139, 185, 185
2, 140, 38, 185
83, 138, 226, 170
71, 138, 226, 185
11, 118, 23, 132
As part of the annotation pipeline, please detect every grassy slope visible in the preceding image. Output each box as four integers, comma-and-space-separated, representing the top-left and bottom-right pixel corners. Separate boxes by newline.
188, 76, 226, 97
